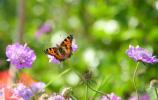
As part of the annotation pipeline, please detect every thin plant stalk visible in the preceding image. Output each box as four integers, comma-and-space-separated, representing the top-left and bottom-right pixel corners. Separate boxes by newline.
8, 65, 18, 85
92, 75, 111, 98
17, 0, 25, 42
133, 62, 140, 100
70, 94, 78, 100
155, 88, 158, 99
86, 83, 88, 100
87, 83, 110, 100
9, 0, 25, 85
45, 68, 71, 88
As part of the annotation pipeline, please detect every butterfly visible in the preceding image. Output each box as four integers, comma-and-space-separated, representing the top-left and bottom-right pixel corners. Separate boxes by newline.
44, 35, 73, 61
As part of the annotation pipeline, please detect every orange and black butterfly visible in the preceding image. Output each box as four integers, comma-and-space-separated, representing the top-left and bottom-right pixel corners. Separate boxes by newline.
44, 35, 73, 61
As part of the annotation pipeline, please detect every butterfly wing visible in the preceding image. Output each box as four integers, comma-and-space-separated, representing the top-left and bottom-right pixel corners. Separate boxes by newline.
44, 35, 73, 62
60, 35, 73, 58
44, 47, 65, 61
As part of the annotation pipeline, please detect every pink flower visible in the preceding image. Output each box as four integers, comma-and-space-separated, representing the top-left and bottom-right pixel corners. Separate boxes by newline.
128, 94, 149, 100
30, 82, 46, 93
48, 95, 65, 100
35, 22, 52, 38
102, 93, 121, 100
13, 83, 33, 100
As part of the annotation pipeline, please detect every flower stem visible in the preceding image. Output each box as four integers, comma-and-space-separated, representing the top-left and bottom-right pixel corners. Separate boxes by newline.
155, 88, 158, 99
133, 62, 140, 100
70, 94, 78, 100
45, 68, 71, 88
87, 83, 110, 100
92, 75, 111, 98
17, 0, 25, 43
8, 65, 18, 85
8, 0, 25, 85
86, 84, 88, 100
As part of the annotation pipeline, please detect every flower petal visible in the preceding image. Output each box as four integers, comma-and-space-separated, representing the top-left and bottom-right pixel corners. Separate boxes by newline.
126, 45, 158, 63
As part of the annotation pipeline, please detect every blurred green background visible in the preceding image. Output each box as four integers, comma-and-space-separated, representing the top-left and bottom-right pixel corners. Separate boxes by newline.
1, 0, 158, 99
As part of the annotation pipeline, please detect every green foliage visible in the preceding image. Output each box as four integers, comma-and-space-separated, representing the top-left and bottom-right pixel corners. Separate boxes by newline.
1, 0, 158, 99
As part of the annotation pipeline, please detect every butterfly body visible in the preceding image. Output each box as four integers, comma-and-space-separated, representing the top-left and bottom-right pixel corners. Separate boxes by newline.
45, 35, 73, 61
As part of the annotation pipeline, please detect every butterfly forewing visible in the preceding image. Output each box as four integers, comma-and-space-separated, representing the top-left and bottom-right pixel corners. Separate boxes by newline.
45, 47, 65, 61
60, 35, 73, 57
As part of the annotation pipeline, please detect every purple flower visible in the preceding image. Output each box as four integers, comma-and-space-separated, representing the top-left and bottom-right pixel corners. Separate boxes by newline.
126, 45, 158, 63
48, 95, 65, 100
13, 83, 33, 100
30, 82, 46, 93
35, 22, 52, 38
102, 93, 121, 100
72, 40, 78, 52
6, 43, 36, 69
128, 94, 149, 100
48, 55, 60, 64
